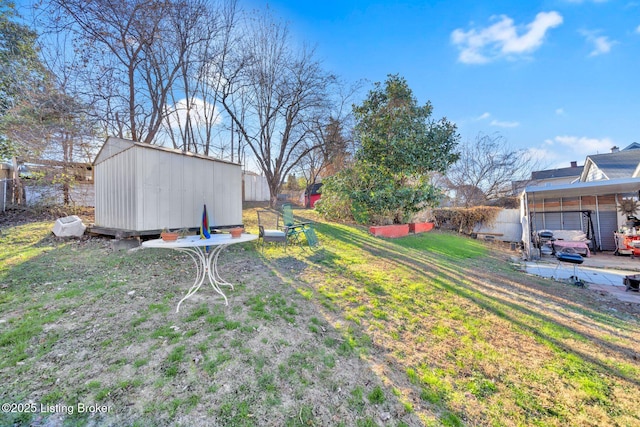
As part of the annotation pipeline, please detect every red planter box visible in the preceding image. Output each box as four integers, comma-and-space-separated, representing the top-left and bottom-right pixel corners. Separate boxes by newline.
369, 224, 410, 238
409, 222, 434, 234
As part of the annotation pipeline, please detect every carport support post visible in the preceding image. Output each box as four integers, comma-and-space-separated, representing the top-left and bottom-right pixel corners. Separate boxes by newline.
522, 191, 532, 259
595, 195, 603, 252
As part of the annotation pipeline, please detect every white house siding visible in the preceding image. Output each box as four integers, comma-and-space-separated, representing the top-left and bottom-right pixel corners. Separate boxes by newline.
584, 163, 606, 182
94, 137, 241, 233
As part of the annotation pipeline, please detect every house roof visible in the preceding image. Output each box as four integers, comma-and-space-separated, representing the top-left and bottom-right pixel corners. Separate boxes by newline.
531, 165, 583, 180
305, 182, 323, 195
581, 148, 640, 180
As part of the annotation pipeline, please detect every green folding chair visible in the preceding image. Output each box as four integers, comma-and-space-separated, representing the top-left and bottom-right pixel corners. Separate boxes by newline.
280, 203, 310, 245
281, 203, 320, 248
303, 226, 320, 249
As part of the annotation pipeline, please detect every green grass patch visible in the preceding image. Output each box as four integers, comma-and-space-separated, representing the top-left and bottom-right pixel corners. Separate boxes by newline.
1, 210, 638, 426
183, 305, 209, 322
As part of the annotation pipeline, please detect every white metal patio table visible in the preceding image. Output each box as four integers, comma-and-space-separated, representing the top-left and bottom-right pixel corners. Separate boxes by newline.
142, 233, 258, 312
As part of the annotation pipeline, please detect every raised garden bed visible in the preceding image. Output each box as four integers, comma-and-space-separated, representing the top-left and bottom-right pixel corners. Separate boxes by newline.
409, 222, 434, 234
369, 224, 410, 238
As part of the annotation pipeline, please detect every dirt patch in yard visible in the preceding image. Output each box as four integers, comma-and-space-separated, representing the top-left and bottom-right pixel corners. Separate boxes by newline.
0, 206, 95, 229
0, 208, 420, 426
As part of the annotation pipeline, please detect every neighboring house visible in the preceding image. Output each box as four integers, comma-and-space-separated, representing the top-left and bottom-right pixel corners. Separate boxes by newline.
1, 159, 94, 208
531, 161, 583, 186
580, 145, 640, 181
521, 143, 640, 257
512, 161, 583, 194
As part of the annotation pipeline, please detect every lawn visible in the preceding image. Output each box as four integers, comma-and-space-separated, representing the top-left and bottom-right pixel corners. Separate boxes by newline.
1, 206, 639, 426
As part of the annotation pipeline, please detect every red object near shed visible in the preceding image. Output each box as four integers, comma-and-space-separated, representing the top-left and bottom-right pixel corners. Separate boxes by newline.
409, 222, 434, 234
305, 183, 322, 208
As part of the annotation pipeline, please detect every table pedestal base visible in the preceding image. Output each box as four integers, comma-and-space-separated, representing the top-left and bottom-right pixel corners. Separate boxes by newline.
175, 245, 233, 312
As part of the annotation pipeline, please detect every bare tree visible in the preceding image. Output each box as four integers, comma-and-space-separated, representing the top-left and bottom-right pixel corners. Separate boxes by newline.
3, 73, 98, 205
217, 9, 336, 207
445, 132, 540, 207
297, 116, 352, 206
40, 0, 211, 144
161, 0, 241, 156
296, 79, 363, 203
2, 2, 98, 206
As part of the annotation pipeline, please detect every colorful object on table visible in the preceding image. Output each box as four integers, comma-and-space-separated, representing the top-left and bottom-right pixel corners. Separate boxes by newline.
200, 204, 211, 239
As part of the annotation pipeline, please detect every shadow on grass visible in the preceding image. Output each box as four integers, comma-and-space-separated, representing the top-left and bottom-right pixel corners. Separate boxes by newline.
284, 218, 640, 424
331, 224, 640, 381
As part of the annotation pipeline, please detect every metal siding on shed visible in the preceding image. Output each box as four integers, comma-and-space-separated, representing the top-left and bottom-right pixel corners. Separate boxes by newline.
139, 147, 159, 231
94, 137, 242, 233
542, 212, 562, 230
213, 161, 242, 226
95, 147, 137, 230
182, 154, 199, 227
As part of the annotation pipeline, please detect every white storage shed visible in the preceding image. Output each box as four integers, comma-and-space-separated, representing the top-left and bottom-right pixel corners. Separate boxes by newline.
93, 137, 242, 235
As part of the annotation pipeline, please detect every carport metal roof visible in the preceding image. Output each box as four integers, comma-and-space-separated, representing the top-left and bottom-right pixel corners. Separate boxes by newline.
523, 177, 640, 198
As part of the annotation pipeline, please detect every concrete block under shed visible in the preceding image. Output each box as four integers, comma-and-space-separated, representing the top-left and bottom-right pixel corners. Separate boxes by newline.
111, 238, 140, 251
52, 215, 86, 238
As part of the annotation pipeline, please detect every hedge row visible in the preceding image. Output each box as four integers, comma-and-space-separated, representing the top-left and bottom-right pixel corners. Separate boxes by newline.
432, 206, 502, 234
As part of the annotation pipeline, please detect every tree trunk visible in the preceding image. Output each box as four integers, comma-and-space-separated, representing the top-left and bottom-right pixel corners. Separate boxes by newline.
268, 180, 280, 209
11, 157, 24, 205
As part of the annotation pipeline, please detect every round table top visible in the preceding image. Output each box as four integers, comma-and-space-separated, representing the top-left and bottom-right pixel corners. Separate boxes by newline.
142, 233, 258, 249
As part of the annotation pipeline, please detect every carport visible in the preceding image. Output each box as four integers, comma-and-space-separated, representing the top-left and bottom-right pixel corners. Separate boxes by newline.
521, 177, 640, 259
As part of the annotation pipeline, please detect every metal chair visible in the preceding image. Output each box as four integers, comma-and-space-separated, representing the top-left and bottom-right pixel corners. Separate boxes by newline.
257, 210, 287, 250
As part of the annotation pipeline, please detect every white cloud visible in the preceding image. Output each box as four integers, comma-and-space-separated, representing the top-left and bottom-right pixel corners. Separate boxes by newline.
526, 146, 556, 166
165, 98, 222, 130
636, 25, 640, 34
551, 135, 614, 156
451, 11, 563, 64
490, 119, 520, 128
555, 108, 565, 115
580, 30, 617, 56
535, 135, 615, 169
475, 112, 491, 120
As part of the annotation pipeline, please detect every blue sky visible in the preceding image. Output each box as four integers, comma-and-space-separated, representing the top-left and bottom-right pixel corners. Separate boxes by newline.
247, 0, 640, 170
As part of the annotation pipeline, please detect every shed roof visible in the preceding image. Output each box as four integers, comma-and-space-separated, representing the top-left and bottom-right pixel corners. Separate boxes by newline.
94, 136, 238, 166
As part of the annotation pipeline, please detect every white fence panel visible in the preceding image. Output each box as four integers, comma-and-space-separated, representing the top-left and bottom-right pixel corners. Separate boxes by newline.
0, 179, 11, 212
243, 174, 270, 202
473, 208, 522, 242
